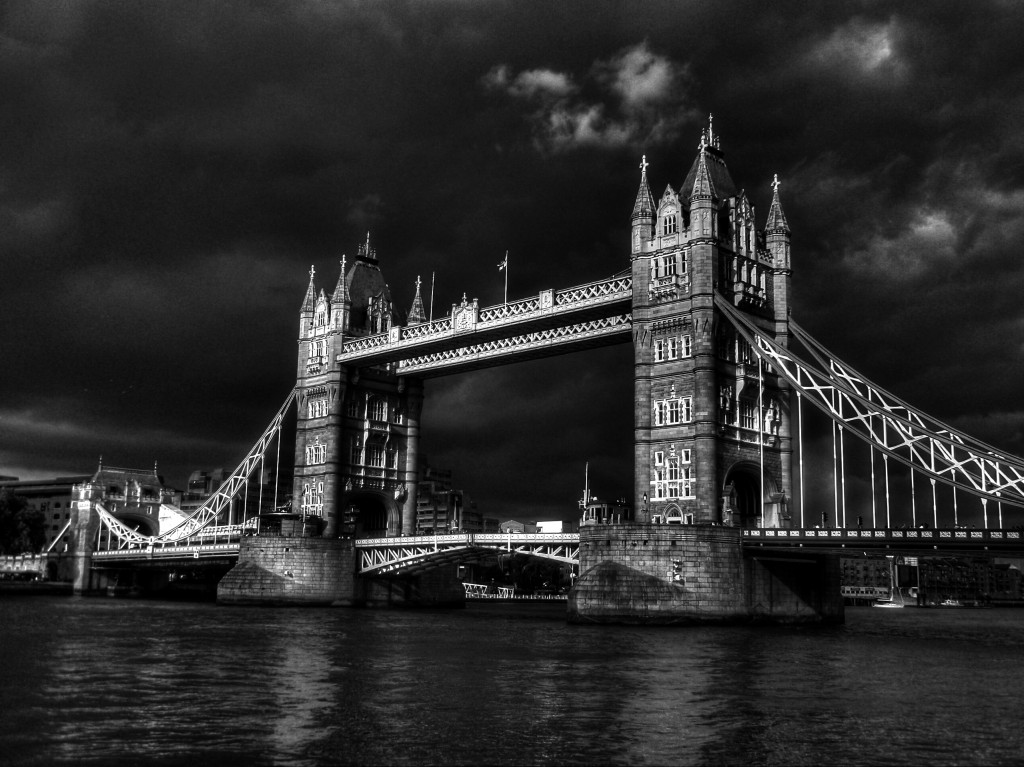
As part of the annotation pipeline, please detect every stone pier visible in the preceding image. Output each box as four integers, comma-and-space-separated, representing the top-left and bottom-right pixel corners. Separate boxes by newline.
568, 525, 842, 625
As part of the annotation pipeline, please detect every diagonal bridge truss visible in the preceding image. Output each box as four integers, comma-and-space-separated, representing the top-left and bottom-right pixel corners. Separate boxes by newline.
93, 389, 297, 554
355, 533, 580, 576
716, 295, 1024, 519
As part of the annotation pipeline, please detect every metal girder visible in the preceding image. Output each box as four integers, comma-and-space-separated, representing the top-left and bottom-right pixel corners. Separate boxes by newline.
355, 533, 581, 576
395, 314, 632, 376
715, 295, 1024, 507
337, 275, 632, 368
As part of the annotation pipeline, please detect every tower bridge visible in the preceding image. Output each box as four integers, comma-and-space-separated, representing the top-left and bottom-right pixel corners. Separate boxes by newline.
61, 118, 1024, 622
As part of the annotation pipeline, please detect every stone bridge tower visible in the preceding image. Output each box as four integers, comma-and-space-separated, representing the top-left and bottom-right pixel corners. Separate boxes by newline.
630, 119, 793, 529
293, 234, 424, 539
569, 120, 841, 625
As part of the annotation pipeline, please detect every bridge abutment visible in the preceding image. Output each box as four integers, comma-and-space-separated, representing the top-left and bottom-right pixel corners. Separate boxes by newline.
568, 525, 843, 625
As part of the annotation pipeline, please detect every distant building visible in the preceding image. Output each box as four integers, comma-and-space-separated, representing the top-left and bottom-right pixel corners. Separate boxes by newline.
0, 474, 90, 551
179, 468, 228, 514
0, 459, 178, 551
414, 461, 486, 533
86, 461, 178, 537
499, 519, 538, 534
536, 520, 579, 533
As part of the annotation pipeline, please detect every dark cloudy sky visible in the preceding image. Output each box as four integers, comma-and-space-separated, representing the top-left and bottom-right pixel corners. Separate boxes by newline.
2, 1, 1023, 525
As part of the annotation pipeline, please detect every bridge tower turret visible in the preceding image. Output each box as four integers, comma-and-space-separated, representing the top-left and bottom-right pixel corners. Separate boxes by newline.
766, 175, 794, 522
572, 118, 838, 625
293, 236, 425, 541
294, 264, 347, 537
629, 117, 792, 530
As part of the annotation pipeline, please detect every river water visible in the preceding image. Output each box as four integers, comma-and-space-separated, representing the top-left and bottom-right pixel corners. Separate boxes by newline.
1, 597, 1022, 766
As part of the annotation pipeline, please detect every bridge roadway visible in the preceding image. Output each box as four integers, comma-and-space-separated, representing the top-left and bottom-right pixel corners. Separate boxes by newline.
88, 527, 1024, 571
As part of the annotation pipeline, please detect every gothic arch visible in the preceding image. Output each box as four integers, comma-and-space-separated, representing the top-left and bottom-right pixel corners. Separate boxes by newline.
341, 488, 402, 538
722, 461, 780, 529
664, 503, 684, 524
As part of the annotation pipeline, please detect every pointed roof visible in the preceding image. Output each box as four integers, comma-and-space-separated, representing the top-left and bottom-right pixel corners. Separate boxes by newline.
332, 256, 349, 304
407, 275, 427, 325
631, 154, 655, 221
300, 265, 317, 313
765, 174, 790, 233
681, 116, 737, 205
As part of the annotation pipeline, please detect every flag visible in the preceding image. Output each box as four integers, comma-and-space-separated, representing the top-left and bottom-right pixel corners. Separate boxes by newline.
498, 252, 507, 271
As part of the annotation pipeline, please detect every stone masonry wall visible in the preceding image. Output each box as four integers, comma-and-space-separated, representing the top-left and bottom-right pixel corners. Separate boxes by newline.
570, 524, 747, 624
217, 536, 355, 606
570, 524, 843, 625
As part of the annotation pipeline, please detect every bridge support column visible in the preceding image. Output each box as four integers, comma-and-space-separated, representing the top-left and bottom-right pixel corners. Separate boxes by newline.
70, 493, 100, 595
400, 378, 424, 535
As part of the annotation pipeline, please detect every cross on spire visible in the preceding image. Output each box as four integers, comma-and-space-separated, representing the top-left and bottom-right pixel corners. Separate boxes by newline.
639, 154, 649, 175
772, 173, 781, 193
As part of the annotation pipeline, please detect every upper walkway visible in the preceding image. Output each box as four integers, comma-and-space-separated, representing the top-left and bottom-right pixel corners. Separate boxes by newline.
336, 275, 632, 375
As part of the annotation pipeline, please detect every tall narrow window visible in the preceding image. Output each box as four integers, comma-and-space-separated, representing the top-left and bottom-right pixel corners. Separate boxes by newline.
370, 398, 387, 422
681, 397, 693, 423
654, 339, 665, 362
368, 445, 385, 468
667, 337, 678, 360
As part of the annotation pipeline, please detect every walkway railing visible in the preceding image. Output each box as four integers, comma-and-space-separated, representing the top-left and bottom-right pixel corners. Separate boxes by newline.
743, 527, 1023, 549
338, 274, 632, 363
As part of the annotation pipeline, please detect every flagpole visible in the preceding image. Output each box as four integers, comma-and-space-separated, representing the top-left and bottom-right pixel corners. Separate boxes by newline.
504, 250, 508, 305
429, 271, 435, 323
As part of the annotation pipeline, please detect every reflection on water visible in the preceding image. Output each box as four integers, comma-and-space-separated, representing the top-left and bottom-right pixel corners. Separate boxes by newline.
1, 598, 1023, 766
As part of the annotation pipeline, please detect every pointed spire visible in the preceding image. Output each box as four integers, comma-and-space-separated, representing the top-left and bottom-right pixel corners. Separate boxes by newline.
301, 264, 317, 312
357, 231, 377, 262
407, 275, 427, 325
690, 145, 716, 200
765, 174, 790, 233
631, 154, 655, 222
332, 256, 348, 304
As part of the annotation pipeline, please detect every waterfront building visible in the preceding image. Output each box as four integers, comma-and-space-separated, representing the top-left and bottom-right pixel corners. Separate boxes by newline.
0, 474, 89, 551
